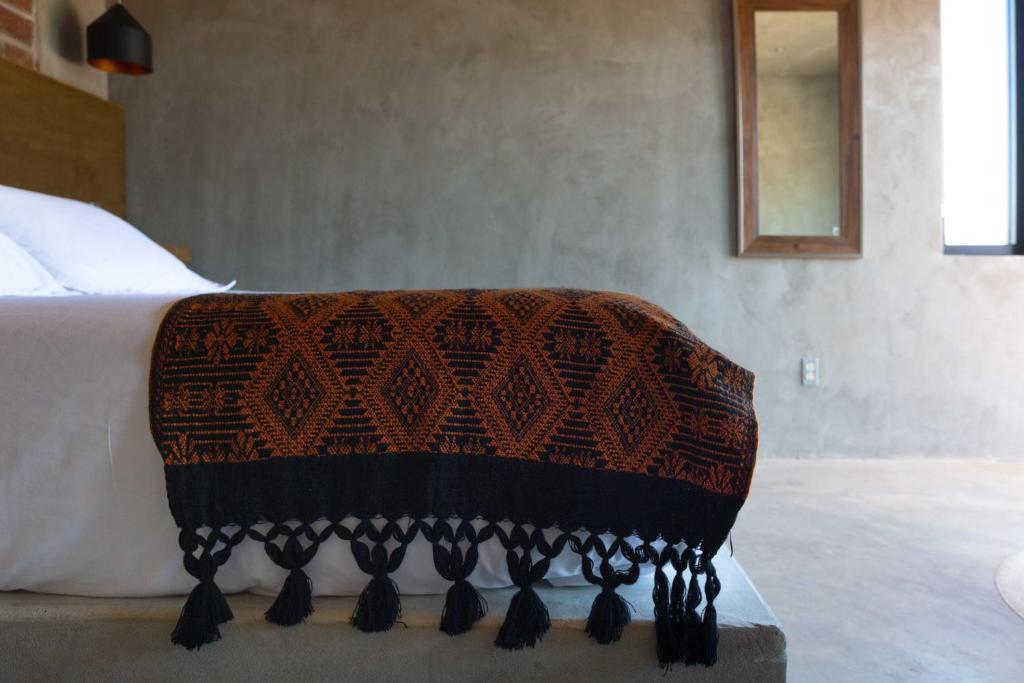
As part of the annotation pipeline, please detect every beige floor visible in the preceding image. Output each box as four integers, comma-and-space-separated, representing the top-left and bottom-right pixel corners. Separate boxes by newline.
734, 459, 1024, 683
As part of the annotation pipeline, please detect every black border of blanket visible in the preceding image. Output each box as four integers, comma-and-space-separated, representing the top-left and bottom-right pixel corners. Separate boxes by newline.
164, 452, 743, 554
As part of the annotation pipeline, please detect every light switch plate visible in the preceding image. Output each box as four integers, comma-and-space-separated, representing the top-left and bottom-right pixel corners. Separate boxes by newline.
801, 357, 820, 387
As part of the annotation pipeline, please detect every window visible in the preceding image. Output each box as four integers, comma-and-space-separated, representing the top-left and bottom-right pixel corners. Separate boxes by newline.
941, 0, 1024, 254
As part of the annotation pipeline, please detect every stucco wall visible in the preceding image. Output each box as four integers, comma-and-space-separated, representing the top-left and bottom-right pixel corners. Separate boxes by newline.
0, 0, 107, 98
36, 0, 108, 98
110, 0, 1024, 459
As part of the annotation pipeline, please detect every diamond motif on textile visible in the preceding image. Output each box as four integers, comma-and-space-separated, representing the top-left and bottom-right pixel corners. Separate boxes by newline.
605, 300, 647, 335
395, 292, 444, 319
493, 356, 549, 439
604, 369, 658, 451
286, 295, 335, 319
266, 353, 325, 438
384, 350, 438, 430
324, 317, 391, 352
498, 291, 546, 322
437, 317, 501, 353
547, 327, 608, 364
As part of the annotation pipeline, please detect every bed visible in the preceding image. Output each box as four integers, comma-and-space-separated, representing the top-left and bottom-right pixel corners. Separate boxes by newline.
0, 54, 610, 595
0, 295, 785, 682
0, 58, 785, 680
0, 294, 619, 598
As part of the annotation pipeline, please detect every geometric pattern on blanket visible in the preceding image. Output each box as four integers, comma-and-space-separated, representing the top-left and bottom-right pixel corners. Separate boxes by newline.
150, 289, 758, 667
154, 290, 755, 492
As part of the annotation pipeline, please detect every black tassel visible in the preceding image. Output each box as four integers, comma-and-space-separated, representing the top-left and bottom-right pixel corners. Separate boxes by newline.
654, 564, 679, 665
700, 562, 721, 666
701, 603, 719, 666
440, 579, 487, 636
494, 585, 550, 649
683, 569, 704, 665
265, 568, 313, 626
171, 578, 233, 650
585, 587, 632, 644
670, 565, 687, 658
351, 575, 401, 632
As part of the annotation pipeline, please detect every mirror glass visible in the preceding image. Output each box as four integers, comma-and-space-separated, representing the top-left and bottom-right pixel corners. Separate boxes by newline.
755, 11, 841, 237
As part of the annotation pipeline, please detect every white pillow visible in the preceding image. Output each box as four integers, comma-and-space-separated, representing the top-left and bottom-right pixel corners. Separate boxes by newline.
0, 184, 234, 295
0, 232, 70, 297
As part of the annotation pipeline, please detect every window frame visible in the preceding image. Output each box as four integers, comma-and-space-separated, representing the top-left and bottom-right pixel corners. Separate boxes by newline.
944, 0, 1024, 255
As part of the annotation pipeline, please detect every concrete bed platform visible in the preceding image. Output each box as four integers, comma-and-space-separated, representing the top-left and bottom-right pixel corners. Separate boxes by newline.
0, 556, 785, 682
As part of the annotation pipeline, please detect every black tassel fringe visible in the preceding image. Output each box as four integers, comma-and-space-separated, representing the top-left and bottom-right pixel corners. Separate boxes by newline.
670, 566, 687, 658
265, 568, 314, 627
700, 560, 721, 666
171, 578, 233, 650
440, 579, 487, 636
585, 587, 633, 645
654, 564, 679, 665
351, 575, 402, 632
683, 569, 704, 665
171, 525, 724, 668
701, 603, 719, 665
494, 585, 550, 650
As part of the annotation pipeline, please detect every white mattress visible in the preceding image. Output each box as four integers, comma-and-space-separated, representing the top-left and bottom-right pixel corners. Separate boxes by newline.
0, 295, 635, 598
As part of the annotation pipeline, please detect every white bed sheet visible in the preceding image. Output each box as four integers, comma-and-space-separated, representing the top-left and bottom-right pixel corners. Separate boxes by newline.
0, 295, 635, 598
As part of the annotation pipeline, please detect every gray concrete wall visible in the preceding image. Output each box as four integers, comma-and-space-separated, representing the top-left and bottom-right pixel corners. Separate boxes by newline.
37, 0, 107, 98
110, 0, 1024, 459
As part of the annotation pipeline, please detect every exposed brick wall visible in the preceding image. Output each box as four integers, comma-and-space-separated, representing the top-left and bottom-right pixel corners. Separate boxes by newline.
0, 0, 34, 68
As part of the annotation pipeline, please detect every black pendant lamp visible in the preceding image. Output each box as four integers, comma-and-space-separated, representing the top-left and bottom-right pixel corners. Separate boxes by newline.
87, 3, 152, 75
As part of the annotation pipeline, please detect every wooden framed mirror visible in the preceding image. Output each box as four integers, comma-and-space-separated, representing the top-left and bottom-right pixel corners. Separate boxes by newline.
734, 0, 862, 257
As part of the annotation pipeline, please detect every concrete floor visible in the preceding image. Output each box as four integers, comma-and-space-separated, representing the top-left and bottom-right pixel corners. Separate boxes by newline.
734, 459, 1024, 683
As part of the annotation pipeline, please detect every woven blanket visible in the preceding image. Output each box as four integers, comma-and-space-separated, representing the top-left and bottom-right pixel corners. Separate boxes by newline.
149, 289, 757, 666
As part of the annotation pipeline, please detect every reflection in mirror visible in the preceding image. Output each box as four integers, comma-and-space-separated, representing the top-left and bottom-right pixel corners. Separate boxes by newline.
755, 11, 840, 237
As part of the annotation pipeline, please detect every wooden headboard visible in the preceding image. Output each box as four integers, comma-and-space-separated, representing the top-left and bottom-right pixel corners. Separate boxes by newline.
0, 58, 125, 217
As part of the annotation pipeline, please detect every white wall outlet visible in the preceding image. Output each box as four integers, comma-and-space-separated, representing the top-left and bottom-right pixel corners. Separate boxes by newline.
801, 357, 820, 387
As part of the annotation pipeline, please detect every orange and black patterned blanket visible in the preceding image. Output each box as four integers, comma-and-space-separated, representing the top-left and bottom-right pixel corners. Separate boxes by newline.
150, 289, 757, 666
